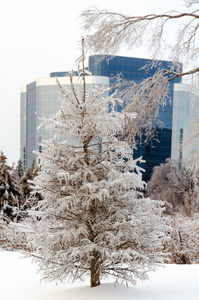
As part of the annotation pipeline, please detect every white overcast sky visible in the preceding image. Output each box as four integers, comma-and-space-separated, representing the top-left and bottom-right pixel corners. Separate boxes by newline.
0, 0, 186, 166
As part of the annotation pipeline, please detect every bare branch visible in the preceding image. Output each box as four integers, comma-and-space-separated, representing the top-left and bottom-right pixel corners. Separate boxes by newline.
80, 5, 199, 66
167, 67, 199, 81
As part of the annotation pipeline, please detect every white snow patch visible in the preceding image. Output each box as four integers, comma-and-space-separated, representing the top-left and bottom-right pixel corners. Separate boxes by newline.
0, 251, 199, 300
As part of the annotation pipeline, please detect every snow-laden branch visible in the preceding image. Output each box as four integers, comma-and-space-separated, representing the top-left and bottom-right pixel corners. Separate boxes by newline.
81, 2, 199, 72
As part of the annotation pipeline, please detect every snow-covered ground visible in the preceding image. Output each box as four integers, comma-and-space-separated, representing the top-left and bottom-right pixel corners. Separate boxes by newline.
0, 250, 199, 300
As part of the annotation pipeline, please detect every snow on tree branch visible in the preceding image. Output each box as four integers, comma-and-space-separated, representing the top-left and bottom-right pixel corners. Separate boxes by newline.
114, 70, 170, 144
80, 1, 199, 146
81, 1, 199, 77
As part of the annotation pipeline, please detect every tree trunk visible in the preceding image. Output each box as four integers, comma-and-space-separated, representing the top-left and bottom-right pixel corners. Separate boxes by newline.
88, 199, 100, 287
90, 253, 100, 287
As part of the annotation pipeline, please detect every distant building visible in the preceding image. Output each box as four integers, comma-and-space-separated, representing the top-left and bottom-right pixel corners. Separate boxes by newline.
88, 55, 182, 180
20, 75, 109, 169
171, 83, 199, 162
21, 55, 185, 180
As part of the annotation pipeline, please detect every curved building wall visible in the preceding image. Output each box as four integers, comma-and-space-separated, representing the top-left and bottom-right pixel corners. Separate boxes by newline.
88, 55, 182, 180
20, 75, 109, 169
172, 83, 199, 161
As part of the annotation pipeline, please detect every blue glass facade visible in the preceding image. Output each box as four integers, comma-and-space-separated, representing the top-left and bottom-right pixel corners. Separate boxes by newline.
88, 55, 181, 83
21, 55, 183, 179
50, 71, 78, 77
88, 55, 182, 180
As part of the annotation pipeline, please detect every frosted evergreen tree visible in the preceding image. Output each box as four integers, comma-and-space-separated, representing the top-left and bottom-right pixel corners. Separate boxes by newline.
20, 167, 33, 201
16, 159, 24, 179
26, 41, 169, 287
21, 162, 39, 201
0, 152, 24, 221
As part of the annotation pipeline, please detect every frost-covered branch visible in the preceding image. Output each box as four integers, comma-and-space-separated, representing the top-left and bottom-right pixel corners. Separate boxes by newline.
113, 69, 170, 144
80, 1, 199, 145
81, 3, 199, 62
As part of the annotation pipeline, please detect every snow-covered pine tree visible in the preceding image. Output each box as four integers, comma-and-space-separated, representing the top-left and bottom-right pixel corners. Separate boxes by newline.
0, 152, 24, 221
26, 42, 169, 287
20, 163, 41, 212
16, 159, 24, 179
21, 162, 39, 200
20, 168, 32, 200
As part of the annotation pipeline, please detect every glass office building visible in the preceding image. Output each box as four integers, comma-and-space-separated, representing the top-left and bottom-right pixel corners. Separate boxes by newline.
21, 55, 185, 180
88, 55, 182, 180
20, 75, 109, 169
172, 83, 199, 161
